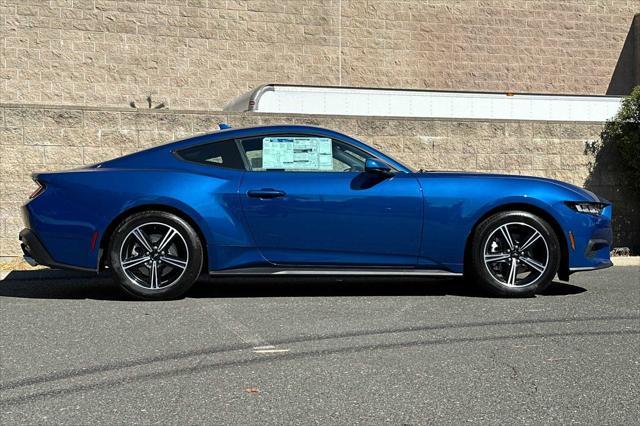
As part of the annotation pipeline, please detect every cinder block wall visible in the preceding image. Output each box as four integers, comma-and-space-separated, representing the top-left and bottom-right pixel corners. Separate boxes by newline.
1, 1, 638, 110
1, 104, 637, 258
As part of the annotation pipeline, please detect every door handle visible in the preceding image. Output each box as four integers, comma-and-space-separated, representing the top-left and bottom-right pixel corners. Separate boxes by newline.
247, 189, 286, 199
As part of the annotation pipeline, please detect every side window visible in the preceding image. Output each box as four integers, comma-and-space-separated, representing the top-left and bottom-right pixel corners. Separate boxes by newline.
239, 135, 373, 172
176, 139, 245, 170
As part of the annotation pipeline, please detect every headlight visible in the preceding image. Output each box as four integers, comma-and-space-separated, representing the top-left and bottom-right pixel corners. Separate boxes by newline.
565, 201, 607, 215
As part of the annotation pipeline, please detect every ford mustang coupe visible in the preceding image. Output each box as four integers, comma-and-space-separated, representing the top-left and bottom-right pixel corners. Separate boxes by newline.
20, 125, 612, 300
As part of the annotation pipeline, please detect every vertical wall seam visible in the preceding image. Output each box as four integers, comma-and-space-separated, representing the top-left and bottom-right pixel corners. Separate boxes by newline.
338, 0, 342, 86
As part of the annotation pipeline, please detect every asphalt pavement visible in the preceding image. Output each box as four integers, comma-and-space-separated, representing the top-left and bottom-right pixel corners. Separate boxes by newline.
1, 266, 638, 424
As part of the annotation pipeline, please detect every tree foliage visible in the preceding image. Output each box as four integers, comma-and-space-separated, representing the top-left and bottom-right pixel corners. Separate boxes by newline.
600, 85, 640, 195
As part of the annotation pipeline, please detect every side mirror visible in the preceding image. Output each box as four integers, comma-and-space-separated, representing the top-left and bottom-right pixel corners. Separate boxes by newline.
365, 158, 393, 174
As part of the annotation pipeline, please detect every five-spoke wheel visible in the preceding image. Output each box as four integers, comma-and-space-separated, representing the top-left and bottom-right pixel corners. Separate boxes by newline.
471, 211, 560, 297
483, 222, 549, 287
119, 222, 189, 290
109, 211, 203, 300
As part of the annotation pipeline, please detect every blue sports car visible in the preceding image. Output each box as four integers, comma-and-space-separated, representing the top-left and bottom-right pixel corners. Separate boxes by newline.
20, 125, 613, 300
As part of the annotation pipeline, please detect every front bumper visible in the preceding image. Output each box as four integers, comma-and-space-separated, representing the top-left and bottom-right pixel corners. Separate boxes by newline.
569, 261, 613, 273
564, 202, 614, 275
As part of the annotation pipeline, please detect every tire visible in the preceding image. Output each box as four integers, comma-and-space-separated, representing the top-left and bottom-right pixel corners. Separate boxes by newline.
469, 211, 560, 297
109, 211, 204, 300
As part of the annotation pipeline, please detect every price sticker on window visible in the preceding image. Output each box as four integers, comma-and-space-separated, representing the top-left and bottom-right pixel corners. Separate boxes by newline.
263, 137, 332, 171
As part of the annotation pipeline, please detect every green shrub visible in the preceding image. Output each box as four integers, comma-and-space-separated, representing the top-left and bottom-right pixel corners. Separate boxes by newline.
600, 85, 640, 195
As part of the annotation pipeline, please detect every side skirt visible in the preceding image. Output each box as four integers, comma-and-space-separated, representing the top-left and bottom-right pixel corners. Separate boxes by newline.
209, 267, 462, 277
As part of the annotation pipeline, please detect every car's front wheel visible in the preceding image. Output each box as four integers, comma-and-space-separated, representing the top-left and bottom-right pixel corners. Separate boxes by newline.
109, 211, 204, 300
470, 211, 560, 297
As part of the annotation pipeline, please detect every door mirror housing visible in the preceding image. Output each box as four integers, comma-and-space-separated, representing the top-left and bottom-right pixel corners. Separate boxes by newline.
365, 158, 393, 174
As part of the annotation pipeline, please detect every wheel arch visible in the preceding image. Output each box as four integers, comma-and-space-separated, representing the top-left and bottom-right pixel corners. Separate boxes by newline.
98, 204, 209, 272
463, 203, 570, 281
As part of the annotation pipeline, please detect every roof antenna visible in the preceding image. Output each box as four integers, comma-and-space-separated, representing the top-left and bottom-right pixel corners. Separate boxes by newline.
218, 123, 231, 129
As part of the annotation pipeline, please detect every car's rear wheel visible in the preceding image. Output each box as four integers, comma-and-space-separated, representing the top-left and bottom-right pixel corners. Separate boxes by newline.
470, 211, 560, 297
109, 211, 203, 300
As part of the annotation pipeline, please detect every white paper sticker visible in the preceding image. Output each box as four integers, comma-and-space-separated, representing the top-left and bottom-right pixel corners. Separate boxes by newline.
263, 137, 333, 171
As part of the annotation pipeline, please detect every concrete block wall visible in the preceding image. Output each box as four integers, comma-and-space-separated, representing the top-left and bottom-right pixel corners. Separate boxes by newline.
1, 104, 637, 258
1, 1, 638, 110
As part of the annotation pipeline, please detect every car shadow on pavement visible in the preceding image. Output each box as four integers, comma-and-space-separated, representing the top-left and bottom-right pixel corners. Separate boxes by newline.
0, 269, 127, 301
189, 276, 587, 298
0, 269, 586, 300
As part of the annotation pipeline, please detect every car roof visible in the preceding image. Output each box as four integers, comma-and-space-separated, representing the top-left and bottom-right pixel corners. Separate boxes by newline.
163, 124, 351, 150
98, 124, 412, 173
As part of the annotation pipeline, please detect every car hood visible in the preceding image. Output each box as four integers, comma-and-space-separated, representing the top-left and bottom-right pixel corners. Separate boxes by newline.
414, 171, 602, 202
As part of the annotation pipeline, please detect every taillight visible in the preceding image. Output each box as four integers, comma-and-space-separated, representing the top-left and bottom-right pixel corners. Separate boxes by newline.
29, 181, 45, 199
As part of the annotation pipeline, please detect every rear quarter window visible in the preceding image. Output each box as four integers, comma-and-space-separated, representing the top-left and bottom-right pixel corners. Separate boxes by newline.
176, 139, 245, 170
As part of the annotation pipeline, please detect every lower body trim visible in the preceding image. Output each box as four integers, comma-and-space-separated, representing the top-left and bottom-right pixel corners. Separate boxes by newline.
210, 267, 462, 277
569, 260, 613, 273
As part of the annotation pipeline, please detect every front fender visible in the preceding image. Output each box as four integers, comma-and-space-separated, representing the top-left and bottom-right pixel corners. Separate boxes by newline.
418, 174, 579, 272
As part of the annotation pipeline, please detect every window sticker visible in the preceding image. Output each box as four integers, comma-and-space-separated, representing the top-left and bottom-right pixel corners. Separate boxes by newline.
263, 137, 333, 171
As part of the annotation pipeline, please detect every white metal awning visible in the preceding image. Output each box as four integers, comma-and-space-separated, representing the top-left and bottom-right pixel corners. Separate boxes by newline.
223, 84, 622, 122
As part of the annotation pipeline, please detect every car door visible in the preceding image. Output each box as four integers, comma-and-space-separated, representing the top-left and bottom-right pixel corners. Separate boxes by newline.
238, 133, 424, 267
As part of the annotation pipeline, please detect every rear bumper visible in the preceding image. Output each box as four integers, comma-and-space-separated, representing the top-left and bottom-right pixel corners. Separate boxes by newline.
19, 228, 95, 272
20, 228, 54, 267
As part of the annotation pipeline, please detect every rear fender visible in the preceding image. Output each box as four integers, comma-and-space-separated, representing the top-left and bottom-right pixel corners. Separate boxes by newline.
25, 168, 250, 271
